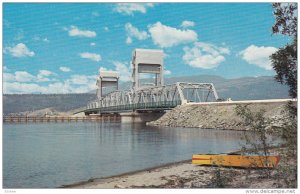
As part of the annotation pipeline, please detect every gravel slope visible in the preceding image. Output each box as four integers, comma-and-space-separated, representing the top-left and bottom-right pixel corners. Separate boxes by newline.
147, 101, 294, 130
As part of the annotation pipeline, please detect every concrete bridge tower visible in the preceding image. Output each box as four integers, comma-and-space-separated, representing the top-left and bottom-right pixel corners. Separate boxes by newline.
132, 49, 164, 90
96, 70, 119, 99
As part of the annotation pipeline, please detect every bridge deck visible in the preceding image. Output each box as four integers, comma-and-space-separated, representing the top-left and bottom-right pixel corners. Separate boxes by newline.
83, 100, 181, 114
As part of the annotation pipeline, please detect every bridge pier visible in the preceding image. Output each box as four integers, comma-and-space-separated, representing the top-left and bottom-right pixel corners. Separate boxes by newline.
120, 111, 165, 123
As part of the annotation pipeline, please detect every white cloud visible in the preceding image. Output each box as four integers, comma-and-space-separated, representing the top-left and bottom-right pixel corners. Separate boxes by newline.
37, 70, 57, 82
38, 70, 53, 77
4, 43, 35, 57
59, 66, 71, 72
3, 70, 57, 83
80, 52, 101, 62
99, 67, 108, 71
98, 62, 131, 82
90, 42, 96, 46
113, 61, 131, 82
3, 73, 15, 82
3, 67, 97, 93
148, 22, 198, 48
125, 23, 149, 44
98, 67, 109, 73
239, 45, 278, 70
183, 42, 230, 69
3, 81, 74, 94
181, 20, 195, 28
126, 37, 132, 44
3, 74, 97, 94
68, 26, 96, 38
99, 62, 169, 82
3, 64, 132, 94
62, 74, 97, 92
3, 82, 48, 94
164, 69, 172, 75
114, 3, 154, 15
68, 75, 94, 85
15, 71, 36, 82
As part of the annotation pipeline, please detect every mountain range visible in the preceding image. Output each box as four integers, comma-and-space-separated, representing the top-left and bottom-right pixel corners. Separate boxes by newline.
3, 75, 289, 115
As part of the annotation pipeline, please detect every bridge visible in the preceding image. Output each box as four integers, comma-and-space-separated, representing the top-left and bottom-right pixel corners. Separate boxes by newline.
81, 49, 219, 116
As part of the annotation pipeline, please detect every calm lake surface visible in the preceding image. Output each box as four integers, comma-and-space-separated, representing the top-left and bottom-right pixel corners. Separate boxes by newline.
4, 122, 249, 188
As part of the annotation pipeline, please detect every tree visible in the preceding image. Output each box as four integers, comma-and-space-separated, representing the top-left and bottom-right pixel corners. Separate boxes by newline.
271, 3, 297, 98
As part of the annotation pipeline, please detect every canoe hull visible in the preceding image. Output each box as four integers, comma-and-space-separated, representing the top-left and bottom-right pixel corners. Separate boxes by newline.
192, 155, 280, 168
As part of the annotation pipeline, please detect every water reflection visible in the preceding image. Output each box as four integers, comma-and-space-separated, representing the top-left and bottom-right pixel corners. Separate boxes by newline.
4, 122, 252, 188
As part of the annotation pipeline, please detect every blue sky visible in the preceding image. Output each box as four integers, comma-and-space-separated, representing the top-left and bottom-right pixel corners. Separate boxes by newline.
3, 3, 290, 93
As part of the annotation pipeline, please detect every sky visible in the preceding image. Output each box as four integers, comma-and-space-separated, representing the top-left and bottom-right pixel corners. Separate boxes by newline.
3, 3, 290, 94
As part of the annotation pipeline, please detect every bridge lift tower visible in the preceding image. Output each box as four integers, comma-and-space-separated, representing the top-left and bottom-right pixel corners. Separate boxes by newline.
96, 70, 119, 99
132, 49, 164, 90
81, 48, 220, 116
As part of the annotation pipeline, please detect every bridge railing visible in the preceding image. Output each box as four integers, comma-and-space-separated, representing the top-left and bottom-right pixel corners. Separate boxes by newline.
86, 100, 181, 113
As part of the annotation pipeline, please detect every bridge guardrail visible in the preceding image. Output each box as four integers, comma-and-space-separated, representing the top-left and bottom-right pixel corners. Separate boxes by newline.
85, 100, 182, 113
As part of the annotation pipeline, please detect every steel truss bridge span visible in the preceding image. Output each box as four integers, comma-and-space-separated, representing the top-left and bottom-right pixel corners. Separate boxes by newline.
84, 82, 219, 114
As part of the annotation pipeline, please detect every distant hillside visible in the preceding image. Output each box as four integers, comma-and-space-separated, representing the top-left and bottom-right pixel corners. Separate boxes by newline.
115, 74, 227, 91
106, 75, 289, 100
171, 75, 289, 100
3, 93, 96, 115
3, 75, 289, 115
215, 76, 289, 100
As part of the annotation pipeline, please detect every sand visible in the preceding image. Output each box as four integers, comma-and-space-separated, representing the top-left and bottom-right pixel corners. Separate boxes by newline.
63, 154, 295, 189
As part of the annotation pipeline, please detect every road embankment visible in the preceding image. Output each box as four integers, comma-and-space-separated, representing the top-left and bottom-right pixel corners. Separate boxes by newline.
147, 99, 296, 130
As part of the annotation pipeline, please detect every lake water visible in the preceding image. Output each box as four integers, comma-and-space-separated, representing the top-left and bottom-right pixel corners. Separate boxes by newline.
3, 122, 249, 188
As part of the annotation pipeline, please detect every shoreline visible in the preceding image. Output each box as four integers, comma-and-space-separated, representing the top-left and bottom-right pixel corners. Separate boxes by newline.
60, 159, 192, 188
61, 146, 295, 189
61, 148, 244, 188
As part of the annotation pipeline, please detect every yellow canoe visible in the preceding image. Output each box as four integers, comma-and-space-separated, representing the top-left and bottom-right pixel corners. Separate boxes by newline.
192, 154, 280, 168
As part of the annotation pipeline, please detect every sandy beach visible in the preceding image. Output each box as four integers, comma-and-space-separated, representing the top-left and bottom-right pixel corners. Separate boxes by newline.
63, 151, 295, 189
